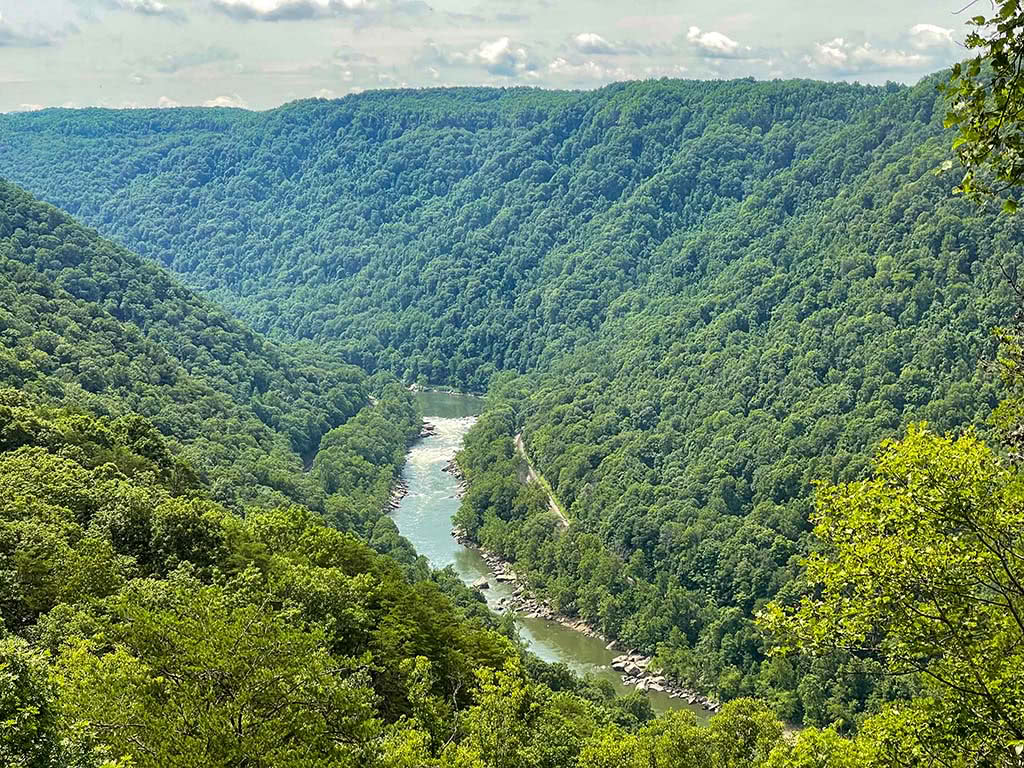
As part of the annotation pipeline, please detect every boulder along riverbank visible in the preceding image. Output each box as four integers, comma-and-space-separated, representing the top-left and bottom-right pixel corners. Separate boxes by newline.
448, 450, 722, 714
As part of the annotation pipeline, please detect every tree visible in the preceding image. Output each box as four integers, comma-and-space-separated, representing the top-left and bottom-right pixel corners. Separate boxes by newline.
764, 726, 868, 768
57, 578, 383, 768
763, 425, 1024, 765
577, 700, 784, 768
0, 636, 58, 768
943, 0, 1024, 211
442, 660, 596, 768
0, 637, 128, 768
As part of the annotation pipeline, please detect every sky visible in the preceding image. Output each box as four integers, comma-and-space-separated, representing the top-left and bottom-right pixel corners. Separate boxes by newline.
0, 0, 977, 112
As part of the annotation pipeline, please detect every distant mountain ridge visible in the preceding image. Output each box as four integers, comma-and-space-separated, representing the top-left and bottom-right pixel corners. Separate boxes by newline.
1, 78, 908, 389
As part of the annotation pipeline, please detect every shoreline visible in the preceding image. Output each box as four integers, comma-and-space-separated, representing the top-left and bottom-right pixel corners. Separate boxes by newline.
450, 520, 722, 714
441, 454, 468, 496
412, 412, 721, 715
386, 476, 410, 511
408, 384, 486, 398
404, 411, 723, 715
386, 418, 442, 512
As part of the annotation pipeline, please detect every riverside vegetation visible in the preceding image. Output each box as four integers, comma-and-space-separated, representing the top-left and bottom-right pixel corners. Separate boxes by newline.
0, 177, 702, 768
1, 167, 870, 768
4, 6, 1024, 762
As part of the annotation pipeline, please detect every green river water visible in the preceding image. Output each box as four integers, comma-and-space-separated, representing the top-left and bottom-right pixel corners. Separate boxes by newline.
391, 391, 706, 718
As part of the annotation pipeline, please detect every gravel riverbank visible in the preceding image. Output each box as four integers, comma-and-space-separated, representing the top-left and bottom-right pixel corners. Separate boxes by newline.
451, 522, 721, 714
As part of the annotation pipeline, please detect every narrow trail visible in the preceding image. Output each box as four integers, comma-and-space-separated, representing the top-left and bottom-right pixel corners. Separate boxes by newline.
514, 433, 569, 528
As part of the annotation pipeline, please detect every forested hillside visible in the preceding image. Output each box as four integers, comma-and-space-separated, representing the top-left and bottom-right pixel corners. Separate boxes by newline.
3, 69, 1024, 758
0, 180, 432, 540
448, 78, 1024, 733
1, 79, 902, 389
0, 178, 849, 768
452, 94, 1021, 724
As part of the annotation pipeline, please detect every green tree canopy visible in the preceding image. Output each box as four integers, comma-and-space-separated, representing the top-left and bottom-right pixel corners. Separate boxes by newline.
944, 0, 1024, 210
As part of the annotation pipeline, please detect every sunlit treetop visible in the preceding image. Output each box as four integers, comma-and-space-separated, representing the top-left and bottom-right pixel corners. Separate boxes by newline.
944, 0, 1024, 212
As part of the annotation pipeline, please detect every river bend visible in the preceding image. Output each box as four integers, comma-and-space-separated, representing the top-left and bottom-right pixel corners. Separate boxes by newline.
391, 391, 705, 717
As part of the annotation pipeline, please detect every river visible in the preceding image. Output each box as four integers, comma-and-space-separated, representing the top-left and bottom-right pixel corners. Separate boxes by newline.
391, 391, 707, 718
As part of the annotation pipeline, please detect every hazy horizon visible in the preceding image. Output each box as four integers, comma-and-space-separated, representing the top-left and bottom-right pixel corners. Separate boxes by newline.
1, 1, 972, 112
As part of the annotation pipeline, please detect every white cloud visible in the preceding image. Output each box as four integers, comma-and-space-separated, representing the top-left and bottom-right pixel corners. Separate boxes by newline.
210, 0, 381, 20
0, 11, 67, 47
549, 57, 610, 80
573, 32, 619, 55
111, 0, 177, 15
811, 37, 849, 69
203, 93, 249, 107
71, 0, 186, 21
546, 57, 686, 86
420, 36, 538, 79
157, 95, 181, 107
806, 37, 926, 74
908, 23, 956, 50
472, 37, 533, 77
686, 26, 750, 58
16, 103, 45, 112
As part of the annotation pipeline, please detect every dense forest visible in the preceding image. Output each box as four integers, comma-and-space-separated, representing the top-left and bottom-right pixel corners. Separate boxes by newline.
0, 179, 436, 550
3, 74, 1021, 726
2, 179, 766, 767
452, 101, 1020, 725
3, 12, 1024, 757
1, 176, 940, 768
0, 78, 912, 389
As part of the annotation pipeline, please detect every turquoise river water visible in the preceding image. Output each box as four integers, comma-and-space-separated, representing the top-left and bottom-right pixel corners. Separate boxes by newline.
390, 391, 706, 717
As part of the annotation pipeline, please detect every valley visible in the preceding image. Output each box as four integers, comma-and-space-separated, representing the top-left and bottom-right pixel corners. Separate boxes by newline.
3, 6, 1024, 759
392, 391, 709, 717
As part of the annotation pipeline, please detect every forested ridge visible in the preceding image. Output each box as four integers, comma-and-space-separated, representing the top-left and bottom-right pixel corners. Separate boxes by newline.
453, 97, 1020, 726
3, 179, 784, 767
2, 53, 1024, 765
1, 179, 440, 549
1, 78, 904, 389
